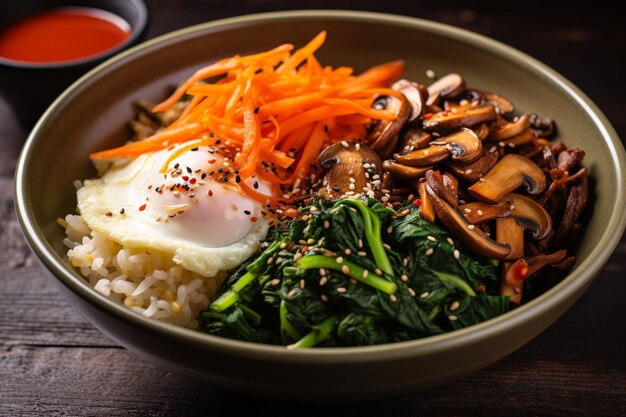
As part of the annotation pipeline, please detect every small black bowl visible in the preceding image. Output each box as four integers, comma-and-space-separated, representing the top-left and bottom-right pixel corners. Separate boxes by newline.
0, 0, 149, 128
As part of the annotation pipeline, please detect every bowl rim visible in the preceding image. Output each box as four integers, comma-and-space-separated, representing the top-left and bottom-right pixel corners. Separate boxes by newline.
0, 0, 150, 69
14, 9, 626, 363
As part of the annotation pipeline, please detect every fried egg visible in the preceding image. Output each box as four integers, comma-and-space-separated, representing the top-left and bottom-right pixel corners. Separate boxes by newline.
77, 142, 272, 277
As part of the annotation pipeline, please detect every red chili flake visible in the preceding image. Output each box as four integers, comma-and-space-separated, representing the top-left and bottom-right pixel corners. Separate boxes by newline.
250, 216, 258, 223
423, 113, 433, 119
208, 189, 213, 197
512, 262, 529, 281
189, 178, 197, 184
139, 204, 147, 212
412, 198, 422, 208
208, 159, 216, 164
105, 212, 113, 217
182, 176, 189, 181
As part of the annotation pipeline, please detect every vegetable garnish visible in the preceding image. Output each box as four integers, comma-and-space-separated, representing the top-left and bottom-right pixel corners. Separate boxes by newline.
89, 31, 404, 205
200, 199, 509, 347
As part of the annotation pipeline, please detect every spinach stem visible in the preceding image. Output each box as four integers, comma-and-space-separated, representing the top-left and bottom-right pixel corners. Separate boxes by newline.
280, 300, 301, 341
334, 200, 393, 275
287, 315, 337, 349
434, 271, 476, 296
210, 271, 257, 312
297, 255, 397, 294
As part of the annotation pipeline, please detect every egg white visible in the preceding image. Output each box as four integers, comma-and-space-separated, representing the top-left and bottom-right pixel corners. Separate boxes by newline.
77, 143, 272, 277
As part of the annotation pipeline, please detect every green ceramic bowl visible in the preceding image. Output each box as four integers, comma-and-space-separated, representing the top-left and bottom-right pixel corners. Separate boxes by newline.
14, 11, 626, 401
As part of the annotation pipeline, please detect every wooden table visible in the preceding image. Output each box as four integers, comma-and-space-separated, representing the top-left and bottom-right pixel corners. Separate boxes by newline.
2, 1, 625, 415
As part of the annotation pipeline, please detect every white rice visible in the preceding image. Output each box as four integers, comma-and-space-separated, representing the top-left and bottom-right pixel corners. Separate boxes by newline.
61, 214, 224, 329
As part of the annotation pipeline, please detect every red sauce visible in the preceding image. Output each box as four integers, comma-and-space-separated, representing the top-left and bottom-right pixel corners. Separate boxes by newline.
0, 7, 130, 63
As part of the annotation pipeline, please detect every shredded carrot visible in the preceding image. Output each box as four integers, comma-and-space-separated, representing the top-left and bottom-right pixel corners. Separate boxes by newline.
90, 32, 405, 204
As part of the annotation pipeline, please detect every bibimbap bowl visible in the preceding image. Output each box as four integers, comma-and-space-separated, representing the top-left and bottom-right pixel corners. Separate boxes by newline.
14, 11, 626, 401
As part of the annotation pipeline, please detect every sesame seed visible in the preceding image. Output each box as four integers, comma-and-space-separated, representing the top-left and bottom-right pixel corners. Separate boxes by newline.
357, 251, 367, 257
420, 291, 430, 299
403, 258, 409, 267
375, 268, 382, 275
271, 279, 280, 285
425, 248, 434, 256
362, 270, 369, 278
464, 208, 472, 213
510, 204, 515, 211
448, 315, 458, 321
447, 237, 454, 245
427, 236, 436, 242
319, 268, 326, 277
341, 140, 349, 148
306, 238, 315, 245
309, 206, 318, 212
320, 276, 328, 286
288, 289, 298, 297
453, 249, 460, 259
408, 288, 416, 297
344, 248, 351, 255
335, 256, 343, 264
300, 279, 306, 289
342, 265, 350, 274
467, 225, 475, 230
349, 184, 355, 190
358, 239, 363, 248
321, 294, 329, 302
294, 253, 303, 261
477, 209, 483, 215
279, 242, 287, 249
387, 225, 393, 233
389, 294, 398, 302
426, 69, 435, 78
401, 274, 409, 282
383, 243, 391, 250
323, 220, 330, 229
349, 278, 357, 285
267, 257, 274, 265
465, 169, 473, 174
450, 301, 460, 311
336, 287, 347, 293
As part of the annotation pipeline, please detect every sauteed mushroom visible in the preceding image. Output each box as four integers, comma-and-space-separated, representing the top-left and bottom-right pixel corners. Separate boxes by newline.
447, 147, 499, 182
458, 200, 513, 224
318, 142, 382, 198
417, 180, 436, 223
488, 114, 530, 141
392, 79, 427, 122
382, 160, 433, 179
425, 185, 511, 259
400, 128, 432, 153
422, 104, 497, 132
468, 154, 547, 204
367, 94, 411, 157
507, 193, 552, 240
394, 144, 450, 167
485, 92, 514, 114
430, 128, 483, 165
426, 73, 465, 106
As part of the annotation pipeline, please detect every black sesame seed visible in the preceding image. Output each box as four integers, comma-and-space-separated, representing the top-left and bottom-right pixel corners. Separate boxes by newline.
186, 167, 192, 174
254, 107, 260, 114
244, 210, 251, 215
223, 176, 229, 182
215, 139, 221, 144
253, 181, 259, 189
174, 163, 180, 169
201, 173, 207, 179
191, 147, 199, 151
324, 124, 328, 133
119, 208, 125, 214
235, 175, 241, 183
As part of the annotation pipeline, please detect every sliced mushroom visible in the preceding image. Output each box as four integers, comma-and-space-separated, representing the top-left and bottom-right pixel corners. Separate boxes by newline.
488, 114, 530, 141
425, 170, 458, 207
485, 92, 514, 114
430, 128, 483, 165
501, 129, 535, 148
422, 104, 497, 132
367, 95, 411, 157
383, 159, 433, 179
496, 217, 525, 260
507, 193, 552, 240
458, 200, 513, 224
394, 144, 449, 167
318, 142, 382, 198
400, 129, 432, 153
426, 73, 465, 106
447, 147, 499, 182
468, 154, 547, 204
473, 123, 490, 140
392, 79, 427, 122
425, 185, 511, 259
417, 180, 436, 223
